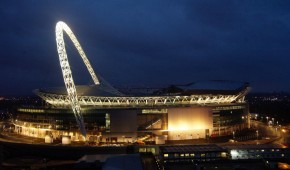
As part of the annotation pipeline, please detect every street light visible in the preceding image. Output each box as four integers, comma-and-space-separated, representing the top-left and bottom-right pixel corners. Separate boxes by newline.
269, 120, 273, 126
232, 131, 235, 139
282, 129, 287, 144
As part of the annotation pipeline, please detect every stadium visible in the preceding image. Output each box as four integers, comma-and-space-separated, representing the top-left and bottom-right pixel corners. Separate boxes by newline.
13, 22, 250, 144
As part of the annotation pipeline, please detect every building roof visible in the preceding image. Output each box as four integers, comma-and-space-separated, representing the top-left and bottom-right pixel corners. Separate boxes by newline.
37, 84, 123, 97
103, 154, 143, 170
36, 80, 249, 98
179, 81, 247, 91
222, 144, 284, 150
160, 144, 226, 153
155, 80, 249, 96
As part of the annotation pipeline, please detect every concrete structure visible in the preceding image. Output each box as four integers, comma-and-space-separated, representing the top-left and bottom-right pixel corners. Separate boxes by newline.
13, 22, 250, 143
168, 107, 213, 140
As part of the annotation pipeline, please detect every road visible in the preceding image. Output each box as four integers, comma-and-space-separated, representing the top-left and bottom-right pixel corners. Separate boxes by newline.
251, 120, 289, 147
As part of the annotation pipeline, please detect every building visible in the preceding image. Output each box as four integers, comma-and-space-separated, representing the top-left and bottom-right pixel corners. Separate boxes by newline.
159, 144, 290, 170
159, 144, 228, 163
14, 80, 250, 143
13, 21, 250, 143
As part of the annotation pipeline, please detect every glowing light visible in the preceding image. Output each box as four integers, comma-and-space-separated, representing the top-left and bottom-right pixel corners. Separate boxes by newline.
230, 150, 239, 158
168, 108, 213, 131
221, 152, 227, 158
55, 21, 101, 138
278, 162, 290, 169
37, 92, 245, 108
168, 123, 208, 131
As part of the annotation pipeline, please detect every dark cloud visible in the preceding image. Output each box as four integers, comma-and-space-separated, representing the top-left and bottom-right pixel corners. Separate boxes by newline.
0, 0, 290, 95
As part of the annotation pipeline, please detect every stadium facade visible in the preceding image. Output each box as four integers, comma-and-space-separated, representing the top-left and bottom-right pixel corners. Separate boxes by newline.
13, 22, 250, 143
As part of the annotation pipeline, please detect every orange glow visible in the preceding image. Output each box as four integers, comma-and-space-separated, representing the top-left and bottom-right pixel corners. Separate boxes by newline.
168, 107, 213, 131
168, 121, 209, 131
278, 162, 290, 169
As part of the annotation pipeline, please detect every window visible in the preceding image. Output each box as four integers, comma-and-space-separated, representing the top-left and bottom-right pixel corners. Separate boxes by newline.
139, 148, 146, 153
221, 152, 227, 158
164, 154, 168, 157
149, 148, 156, 154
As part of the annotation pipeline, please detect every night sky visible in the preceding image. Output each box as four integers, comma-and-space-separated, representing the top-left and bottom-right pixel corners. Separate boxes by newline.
1, 1, 290, 95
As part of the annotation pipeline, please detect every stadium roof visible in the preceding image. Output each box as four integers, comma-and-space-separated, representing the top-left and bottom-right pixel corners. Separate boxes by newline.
160, 144, 226, 153
179, 80, 246, 91
154, 80, 249, 96
37, 80, 249, 97
37, 84, 123, 97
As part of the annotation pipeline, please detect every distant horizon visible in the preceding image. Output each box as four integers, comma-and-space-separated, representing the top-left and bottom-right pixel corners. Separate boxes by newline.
1, 83, 290, 97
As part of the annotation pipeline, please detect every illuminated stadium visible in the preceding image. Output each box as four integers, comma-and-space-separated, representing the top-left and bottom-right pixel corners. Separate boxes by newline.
13, 22, 250, 144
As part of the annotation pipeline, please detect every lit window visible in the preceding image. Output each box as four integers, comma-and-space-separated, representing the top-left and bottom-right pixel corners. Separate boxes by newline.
180, 154, 184, 157
201, 154, 205, 157
190, 153, 195, 157
231, 150, 239, 157
164, 154, 168, 157
150, 148, 156, 154
185, 153, 189, 157
282, 154, 284, 157
221, 152, 227, 158
139, 148, 146, 152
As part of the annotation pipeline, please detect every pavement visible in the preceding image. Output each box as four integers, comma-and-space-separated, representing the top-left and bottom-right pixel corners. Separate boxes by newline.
2, 157, 75, 169
0, 132, 89, 147
0, 120, 286, 148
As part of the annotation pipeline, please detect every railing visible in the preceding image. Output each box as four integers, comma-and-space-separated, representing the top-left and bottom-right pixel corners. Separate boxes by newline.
36, 91, 245, 108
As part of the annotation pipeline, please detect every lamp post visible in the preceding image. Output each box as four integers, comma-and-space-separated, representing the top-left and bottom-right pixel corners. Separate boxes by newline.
266, 117, 269, 125
256, 130, 259, 140
232, 131, 235, 139
282, 129, 286, 144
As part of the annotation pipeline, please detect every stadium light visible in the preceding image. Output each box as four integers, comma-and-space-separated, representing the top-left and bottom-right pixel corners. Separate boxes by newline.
55, 21, 100, 138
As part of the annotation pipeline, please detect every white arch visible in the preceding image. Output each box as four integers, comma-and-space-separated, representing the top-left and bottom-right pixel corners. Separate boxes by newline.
55, 21, 99, 137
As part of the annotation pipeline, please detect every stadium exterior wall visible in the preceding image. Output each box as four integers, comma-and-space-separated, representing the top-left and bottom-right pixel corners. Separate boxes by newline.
13, 103, 249, 143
